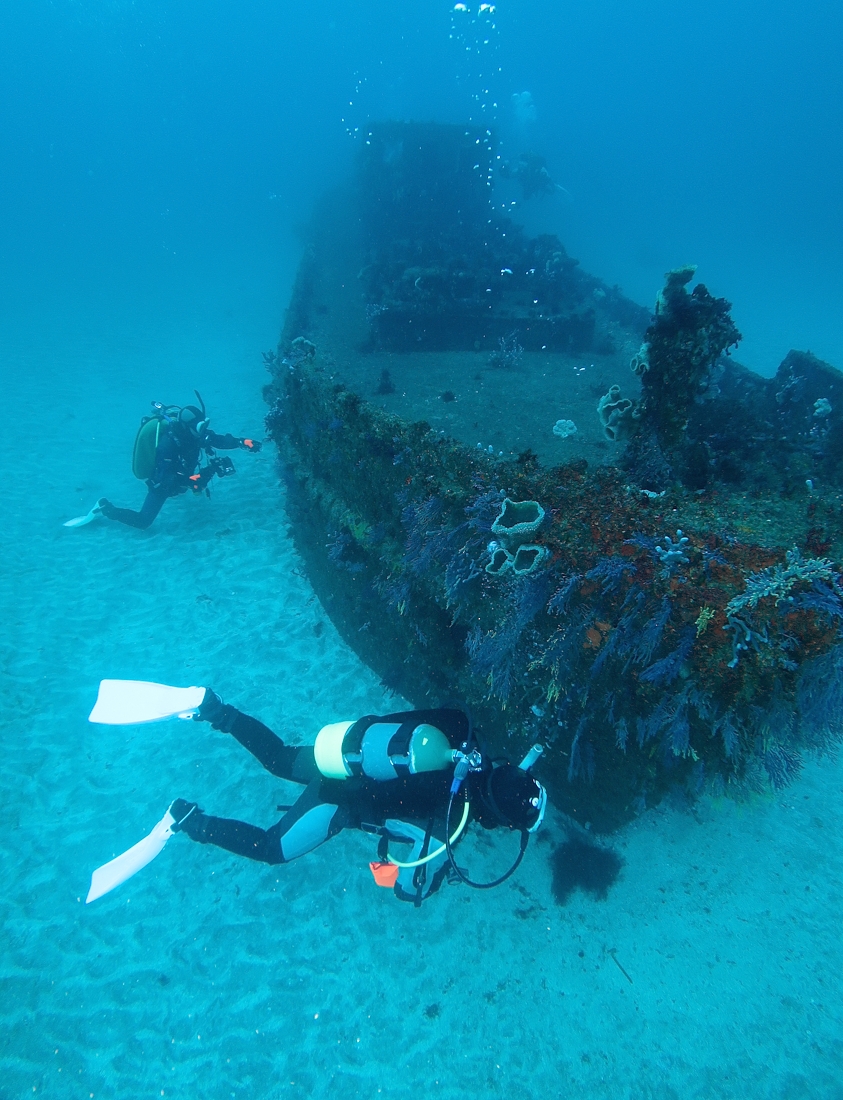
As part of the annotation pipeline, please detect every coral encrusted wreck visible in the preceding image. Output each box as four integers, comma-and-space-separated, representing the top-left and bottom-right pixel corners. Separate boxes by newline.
264, 122, 843, 830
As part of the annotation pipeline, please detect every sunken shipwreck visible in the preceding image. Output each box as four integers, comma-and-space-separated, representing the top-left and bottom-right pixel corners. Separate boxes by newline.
263, 121, 843, 830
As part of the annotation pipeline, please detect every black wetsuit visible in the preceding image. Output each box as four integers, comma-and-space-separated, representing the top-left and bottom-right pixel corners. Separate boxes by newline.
180, 704, 495, 903
105, 422, 243, 529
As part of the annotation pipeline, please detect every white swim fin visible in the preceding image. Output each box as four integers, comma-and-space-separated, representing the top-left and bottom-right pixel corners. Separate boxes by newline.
89, 679, 206, 725
86, 808, 177, 903
64, 498, 108, 528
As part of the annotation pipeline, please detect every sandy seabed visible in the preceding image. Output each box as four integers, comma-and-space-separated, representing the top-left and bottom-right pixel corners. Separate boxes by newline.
1, 287, 842, 1100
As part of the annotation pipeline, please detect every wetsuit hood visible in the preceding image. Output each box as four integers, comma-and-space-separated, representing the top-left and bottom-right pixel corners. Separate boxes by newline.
178, 405, 206, 438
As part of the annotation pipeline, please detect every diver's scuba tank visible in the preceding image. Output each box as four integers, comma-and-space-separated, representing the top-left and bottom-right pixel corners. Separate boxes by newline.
313, 717, 458, 781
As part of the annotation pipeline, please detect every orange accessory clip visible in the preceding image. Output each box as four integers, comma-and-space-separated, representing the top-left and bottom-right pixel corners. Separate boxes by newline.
189, 474, 201, 481
369, 861, 399, 888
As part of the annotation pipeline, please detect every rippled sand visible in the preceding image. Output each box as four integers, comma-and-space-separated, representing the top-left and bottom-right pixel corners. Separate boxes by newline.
2, 294, 842, 1100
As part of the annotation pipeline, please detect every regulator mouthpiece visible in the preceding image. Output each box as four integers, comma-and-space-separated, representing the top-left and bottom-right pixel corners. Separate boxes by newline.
519, 743, 543, 771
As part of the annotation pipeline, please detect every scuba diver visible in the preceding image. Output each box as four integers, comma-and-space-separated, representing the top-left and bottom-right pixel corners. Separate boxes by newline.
85, 680, 548, 906
64, 392, 262, 531
499, 151, 561, 201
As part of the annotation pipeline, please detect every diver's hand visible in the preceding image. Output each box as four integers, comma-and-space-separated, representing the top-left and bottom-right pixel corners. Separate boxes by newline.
189, 468, 214, 493
239, 437, 262, 452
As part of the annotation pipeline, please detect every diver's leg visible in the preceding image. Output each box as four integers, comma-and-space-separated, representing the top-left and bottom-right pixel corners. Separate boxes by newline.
101, 487, 168, 530
175, 782, 348, 865
177, 805, 282, 863
197, 693, 319, 783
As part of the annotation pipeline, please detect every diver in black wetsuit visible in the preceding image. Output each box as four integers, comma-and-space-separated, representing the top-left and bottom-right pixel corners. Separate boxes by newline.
168, 690, 547, 904
100, 400, 262, 530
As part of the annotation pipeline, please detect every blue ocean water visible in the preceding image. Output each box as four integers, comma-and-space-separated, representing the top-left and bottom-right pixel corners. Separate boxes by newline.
2, 3, 842, 1098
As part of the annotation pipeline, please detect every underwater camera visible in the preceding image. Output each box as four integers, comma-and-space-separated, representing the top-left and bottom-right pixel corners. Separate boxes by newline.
211, 456, 236, 478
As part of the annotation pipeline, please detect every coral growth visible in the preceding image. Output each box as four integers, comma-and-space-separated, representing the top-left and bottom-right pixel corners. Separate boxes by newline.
622, 266, 742, 488
597, 385, 636, 442
488, 332, 524, 370
553, 419, 578, 439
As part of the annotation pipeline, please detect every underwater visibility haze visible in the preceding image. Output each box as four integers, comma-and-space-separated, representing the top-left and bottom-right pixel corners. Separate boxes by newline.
2, 2, 843, 1098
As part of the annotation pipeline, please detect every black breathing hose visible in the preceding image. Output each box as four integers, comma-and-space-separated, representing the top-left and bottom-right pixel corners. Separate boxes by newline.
444, 789, 529, 890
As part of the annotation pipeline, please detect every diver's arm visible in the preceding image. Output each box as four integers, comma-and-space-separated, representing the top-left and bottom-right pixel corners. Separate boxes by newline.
205, 429, 262, 452
205, 430, 239, 449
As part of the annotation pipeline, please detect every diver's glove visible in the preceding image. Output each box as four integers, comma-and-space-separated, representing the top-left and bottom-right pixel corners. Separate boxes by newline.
189, 468, 214, 493
194, 688, 225, 725
239, 437, 262, 452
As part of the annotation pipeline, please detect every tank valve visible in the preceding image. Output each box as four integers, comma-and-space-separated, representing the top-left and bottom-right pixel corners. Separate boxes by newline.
450, 748, 483, 794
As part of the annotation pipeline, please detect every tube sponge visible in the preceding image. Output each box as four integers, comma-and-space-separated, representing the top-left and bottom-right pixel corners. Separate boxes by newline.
491, 498, 545, 541
512, 544, 550, 576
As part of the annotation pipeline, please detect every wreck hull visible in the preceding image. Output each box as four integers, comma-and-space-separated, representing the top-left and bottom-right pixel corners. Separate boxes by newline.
270, 366, 661, 829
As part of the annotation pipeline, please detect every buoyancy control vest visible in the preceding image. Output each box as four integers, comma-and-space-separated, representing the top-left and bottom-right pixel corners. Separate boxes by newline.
377, 818, 451, 905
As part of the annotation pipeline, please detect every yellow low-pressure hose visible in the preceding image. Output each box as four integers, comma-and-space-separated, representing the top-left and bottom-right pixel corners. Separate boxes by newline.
384, 800, 470, 868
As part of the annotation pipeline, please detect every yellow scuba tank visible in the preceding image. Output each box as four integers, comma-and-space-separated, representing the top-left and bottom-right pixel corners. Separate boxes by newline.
314, 718, 456, 781
132, 418, 161, 480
